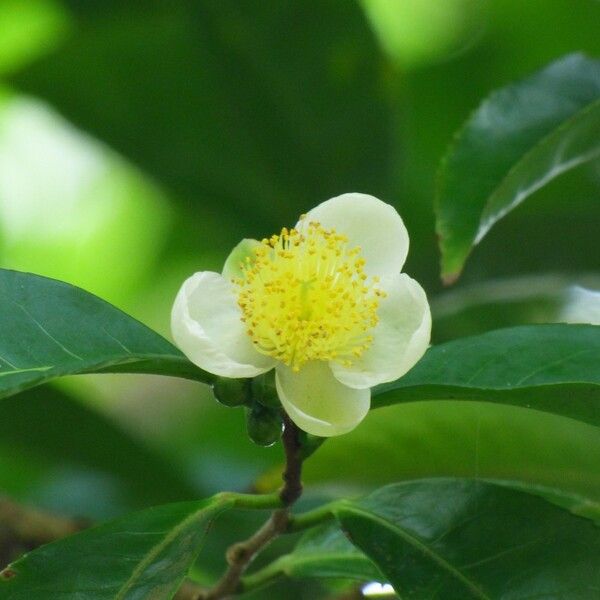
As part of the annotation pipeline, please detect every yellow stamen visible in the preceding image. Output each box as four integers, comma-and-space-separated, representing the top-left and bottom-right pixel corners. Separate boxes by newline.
234, 221, 383, 372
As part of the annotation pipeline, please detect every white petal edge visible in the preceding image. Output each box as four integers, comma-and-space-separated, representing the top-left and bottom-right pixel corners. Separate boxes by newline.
330, 273, 431, 389
297, 193, 409, 277
171, 271, 276, 378
276, 361, 370, 437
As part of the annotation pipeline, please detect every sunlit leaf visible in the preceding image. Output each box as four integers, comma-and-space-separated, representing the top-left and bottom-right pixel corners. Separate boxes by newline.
0, 0, 70, 75
0, 93, 170, 306
360, 0, 486, 69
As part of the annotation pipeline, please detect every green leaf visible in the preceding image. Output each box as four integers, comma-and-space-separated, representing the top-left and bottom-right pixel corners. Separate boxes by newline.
0, 269, 211, 399
249, 525, 384, 586
0, 496, 234, 599
304, 402, 600, 520
436, 53, 600, 282
335, 479, 600, 599
373, 324, 600, 428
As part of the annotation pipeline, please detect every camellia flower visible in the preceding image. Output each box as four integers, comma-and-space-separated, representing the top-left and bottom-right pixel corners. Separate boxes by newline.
171, 193, 431, 437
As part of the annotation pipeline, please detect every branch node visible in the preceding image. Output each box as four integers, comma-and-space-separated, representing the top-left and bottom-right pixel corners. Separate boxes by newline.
199, 411, 304, 599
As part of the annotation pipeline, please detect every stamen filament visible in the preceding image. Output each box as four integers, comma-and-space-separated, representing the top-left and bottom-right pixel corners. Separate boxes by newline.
234, 220, 384, 372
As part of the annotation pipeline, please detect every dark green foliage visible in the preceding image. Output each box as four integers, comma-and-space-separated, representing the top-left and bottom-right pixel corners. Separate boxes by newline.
373, 324, 600, 425
251, 371, 281, 409
0, 497, 234, 599
436, 54, 600, 281
336, 479, 600, 599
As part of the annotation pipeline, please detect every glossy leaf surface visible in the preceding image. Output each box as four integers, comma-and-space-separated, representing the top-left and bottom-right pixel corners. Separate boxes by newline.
260, 524, 384, 584
0, 269, 210, 399
373, 324, 600, 428
436, 53, 600, 282
336, 479, 600, 599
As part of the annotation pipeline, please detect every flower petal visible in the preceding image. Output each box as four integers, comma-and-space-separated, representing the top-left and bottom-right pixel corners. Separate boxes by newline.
275, 361, 370, 437
331, 273, 431, 389
298, 193, 409, 276
222, 238, 261, 280
171, 271, 276, 378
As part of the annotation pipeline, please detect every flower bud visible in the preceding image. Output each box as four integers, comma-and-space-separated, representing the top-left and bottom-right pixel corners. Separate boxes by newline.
212, 377, 250, 407
246, 403, 283, 447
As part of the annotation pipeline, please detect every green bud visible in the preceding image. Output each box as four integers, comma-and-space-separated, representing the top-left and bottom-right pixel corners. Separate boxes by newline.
212, 377, 250, 407
246, 403, 283, 447
251, 371, 280, 409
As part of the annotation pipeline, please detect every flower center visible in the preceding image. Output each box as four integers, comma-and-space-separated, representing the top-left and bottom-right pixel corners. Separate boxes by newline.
233, 219, 385, 372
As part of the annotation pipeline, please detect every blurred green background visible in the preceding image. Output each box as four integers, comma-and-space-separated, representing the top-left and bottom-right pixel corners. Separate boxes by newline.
0, 0, 599, 595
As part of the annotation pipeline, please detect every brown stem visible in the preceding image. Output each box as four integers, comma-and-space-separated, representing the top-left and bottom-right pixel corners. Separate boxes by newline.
173, 580, 207, 600
198, 509, 289, 599
279, 411, 303, 506
197, 414, 304, 599
0, 417, 305, 599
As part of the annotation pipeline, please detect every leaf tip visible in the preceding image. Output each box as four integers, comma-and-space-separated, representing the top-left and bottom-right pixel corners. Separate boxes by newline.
0, 568, 17, 581
441, 270, 461, 287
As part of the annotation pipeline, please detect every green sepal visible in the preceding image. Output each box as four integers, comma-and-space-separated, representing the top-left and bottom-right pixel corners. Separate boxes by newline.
297, 430, 325, 460
212, 377, 251, 408
251, 371, 280, 409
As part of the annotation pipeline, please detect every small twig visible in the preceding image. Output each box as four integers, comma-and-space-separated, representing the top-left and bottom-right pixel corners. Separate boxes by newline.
173, 580, 206, 600
198, 509, 289, 599
198, 414, 304, 599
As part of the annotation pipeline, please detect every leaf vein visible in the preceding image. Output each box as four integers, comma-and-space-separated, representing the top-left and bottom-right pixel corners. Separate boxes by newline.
11, 300, 84, 361
339, 506, 492, 600
514, 348, 592, 385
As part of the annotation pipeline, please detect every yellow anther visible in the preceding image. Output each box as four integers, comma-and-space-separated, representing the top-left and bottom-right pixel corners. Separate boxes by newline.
234, 221, 383, 372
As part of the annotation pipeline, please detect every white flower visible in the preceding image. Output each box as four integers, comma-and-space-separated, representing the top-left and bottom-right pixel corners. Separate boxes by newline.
171, 193, 431, 437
